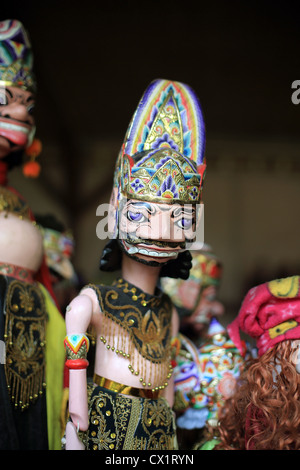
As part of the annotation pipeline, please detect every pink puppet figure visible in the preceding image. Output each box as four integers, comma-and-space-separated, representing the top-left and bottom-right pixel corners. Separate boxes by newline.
0, 20, 65, 450
64, 79, 206, 450
217, 275, 300, 450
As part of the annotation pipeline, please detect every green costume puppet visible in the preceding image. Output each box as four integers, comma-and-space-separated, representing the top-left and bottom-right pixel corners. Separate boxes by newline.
0, 19, 65, 450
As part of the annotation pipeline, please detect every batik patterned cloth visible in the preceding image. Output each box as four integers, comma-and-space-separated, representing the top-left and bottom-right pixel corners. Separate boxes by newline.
78, 383, 178, 450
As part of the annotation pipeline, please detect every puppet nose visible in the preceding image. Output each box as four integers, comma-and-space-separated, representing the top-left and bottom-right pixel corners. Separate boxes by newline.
2, 102, 30, 122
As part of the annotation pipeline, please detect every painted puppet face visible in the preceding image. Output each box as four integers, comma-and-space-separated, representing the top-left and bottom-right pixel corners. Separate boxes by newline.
174, 359, 200, 395
0, 86, 35, 158
118, 199, 196, 266
192, 285, 224, 323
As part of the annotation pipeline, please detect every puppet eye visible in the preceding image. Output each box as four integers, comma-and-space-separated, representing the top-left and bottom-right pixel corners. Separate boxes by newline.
27, 103, 35, 115
127, 211, 145, 223
176, 218, 193, 230
0, 90, 8, 105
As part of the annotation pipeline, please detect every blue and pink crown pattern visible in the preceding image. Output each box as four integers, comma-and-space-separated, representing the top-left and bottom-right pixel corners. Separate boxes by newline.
123, 79, 205, 167
116, 79, 206, 204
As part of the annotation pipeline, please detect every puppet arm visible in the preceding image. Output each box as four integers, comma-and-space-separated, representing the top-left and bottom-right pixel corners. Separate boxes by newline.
65, 293, 94, 432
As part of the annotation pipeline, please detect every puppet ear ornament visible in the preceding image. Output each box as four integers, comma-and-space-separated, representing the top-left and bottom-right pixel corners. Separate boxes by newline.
23, 138, 42, 178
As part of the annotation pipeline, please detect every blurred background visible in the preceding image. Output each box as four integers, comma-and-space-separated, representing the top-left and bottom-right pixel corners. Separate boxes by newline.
2, 0, 300, 324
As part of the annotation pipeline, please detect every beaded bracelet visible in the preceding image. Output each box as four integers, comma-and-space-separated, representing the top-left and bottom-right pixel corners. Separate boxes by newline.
65, 358, 89, 370
64, 334, 90, 369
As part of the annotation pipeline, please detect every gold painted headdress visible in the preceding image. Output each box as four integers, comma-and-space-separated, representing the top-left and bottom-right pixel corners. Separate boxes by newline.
114, 79, 206, 204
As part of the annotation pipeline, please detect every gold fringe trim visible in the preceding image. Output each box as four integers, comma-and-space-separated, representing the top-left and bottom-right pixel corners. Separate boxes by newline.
5, 365, 46, 410
85, 282, 174, 391
4, 279, 47, 410
99, 315, 173, 391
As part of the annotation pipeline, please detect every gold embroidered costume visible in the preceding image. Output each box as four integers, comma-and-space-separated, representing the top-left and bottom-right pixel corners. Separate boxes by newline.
65, 79, 207, 451
4, 277, 47, 409
0, 266, 65, 450
77, 279, 178, 450
0, 20, 65, 450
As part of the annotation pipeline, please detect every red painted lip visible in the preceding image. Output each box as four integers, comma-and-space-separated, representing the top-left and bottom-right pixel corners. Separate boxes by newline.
0, 118, 30, 146
136, 243, 184, 253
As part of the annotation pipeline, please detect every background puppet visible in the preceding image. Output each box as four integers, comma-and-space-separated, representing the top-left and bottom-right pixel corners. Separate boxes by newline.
162, 246, 245, 449
36, 213, 79, 312
217, 275, 300, 450
161, 243, 224, 343
0, 19, 65, 450
173, 319, 246, 450
64, 78, 206, 450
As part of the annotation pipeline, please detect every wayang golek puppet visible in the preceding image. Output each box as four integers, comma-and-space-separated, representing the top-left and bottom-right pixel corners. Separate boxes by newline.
64, 79, 206, 450
0, 19, 65, 450
217, 275, 300, 450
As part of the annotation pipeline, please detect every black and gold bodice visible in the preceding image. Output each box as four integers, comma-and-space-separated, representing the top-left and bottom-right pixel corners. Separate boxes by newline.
88, 278, 174, 391
0, 271, 47, 410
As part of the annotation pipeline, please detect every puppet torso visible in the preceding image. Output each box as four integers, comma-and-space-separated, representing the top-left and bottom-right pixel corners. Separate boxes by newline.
88, 279, 174, 392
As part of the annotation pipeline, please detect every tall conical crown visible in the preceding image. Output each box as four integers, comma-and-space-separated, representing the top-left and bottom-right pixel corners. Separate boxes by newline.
114, 79, 206, 204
